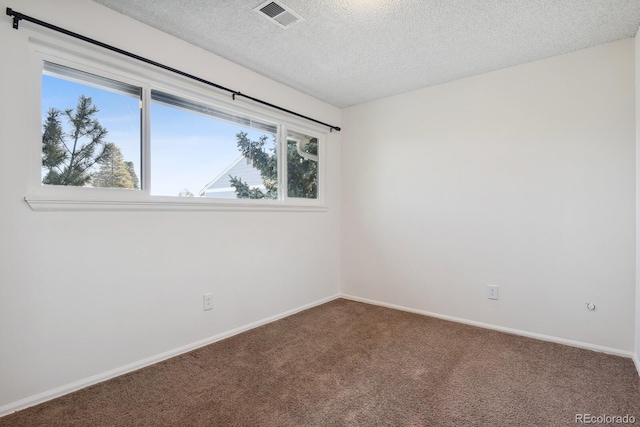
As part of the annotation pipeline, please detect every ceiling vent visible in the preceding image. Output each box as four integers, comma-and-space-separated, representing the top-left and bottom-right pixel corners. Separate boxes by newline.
254, 1, 304, 29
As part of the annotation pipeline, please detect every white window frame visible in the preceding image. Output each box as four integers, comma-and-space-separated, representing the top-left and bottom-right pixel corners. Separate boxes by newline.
24, 34, 327, 212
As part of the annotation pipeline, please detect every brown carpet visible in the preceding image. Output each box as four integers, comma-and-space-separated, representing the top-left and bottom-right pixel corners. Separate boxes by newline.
2, 298, 639, 426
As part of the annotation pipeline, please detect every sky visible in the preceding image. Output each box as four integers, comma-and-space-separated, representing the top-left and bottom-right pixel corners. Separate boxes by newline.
41, 74, 274, 197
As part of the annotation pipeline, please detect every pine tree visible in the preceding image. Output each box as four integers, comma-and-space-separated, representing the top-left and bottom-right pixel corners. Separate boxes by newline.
125, 161, 140, 189
42, 96, 138, 188
93, 145, 137, 189
230, 132, 317, 199
42, 96, 115, 186
229, 133, 278, 199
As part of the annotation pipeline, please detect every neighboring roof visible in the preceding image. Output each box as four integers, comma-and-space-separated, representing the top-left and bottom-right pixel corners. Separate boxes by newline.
199, 156, 265, 196
95, 0, 640, 108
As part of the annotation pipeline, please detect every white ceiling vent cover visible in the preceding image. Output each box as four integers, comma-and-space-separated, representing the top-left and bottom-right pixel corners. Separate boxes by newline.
254, 1, 305, 29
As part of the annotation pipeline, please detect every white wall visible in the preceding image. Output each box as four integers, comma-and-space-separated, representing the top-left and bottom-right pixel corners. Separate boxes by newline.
342, 39, 636, 352
0, 0, 341, 412
635, 31, 640, 374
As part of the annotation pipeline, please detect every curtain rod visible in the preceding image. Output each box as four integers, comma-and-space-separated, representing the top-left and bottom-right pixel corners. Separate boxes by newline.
5, 7, 341, 133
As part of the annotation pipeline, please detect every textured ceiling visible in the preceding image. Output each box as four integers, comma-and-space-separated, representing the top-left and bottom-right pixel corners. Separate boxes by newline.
93, 0, 640, 108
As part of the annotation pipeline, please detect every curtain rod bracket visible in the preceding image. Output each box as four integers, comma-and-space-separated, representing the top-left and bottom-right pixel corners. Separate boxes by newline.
6, 8, 21, 29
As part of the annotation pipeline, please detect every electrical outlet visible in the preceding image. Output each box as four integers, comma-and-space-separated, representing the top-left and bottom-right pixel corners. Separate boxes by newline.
487, 285, 499, 300
203, 293, 213, 311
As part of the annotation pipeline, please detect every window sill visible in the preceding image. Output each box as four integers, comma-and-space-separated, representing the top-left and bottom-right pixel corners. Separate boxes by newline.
24, 196, 328, 212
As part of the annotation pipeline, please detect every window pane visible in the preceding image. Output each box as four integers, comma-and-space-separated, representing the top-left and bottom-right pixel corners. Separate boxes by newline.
150, 91, 278, 199
287, 130, 318, 199
41, 63, 141, 189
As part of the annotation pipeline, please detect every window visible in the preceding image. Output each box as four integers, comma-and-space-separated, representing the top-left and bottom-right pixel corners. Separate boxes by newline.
31, 43, 326, 211
287, 130, 318, 199
150, 91, 278, 199
41, 62, 141, 190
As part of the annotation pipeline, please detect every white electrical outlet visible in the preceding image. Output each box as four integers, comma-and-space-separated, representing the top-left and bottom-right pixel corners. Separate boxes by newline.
487, 285, 499, 300
203, 293, 213, 311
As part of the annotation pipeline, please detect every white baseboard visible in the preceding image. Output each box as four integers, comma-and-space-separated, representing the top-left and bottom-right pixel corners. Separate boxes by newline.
340, 294, 633, 358
0, 293, 341, 418
633, 353, 640, 377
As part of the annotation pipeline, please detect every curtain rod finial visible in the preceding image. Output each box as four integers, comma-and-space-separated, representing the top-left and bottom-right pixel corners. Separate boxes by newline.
6, 7, 21, 29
